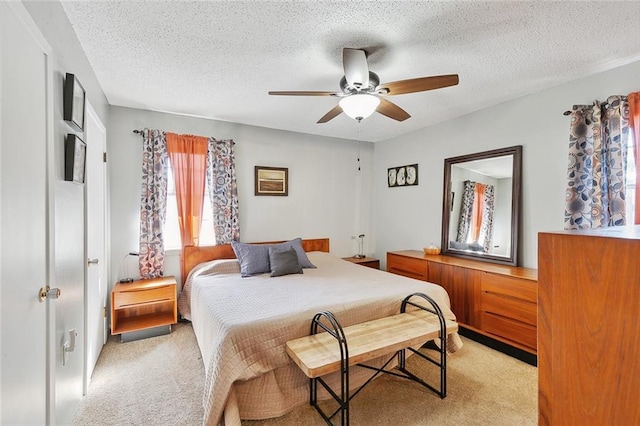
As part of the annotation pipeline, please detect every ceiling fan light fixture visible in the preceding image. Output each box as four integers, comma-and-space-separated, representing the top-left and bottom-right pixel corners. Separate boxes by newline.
339, 94, 380, 120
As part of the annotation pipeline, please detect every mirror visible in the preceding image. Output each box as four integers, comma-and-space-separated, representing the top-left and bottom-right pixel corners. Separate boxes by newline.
441, 145, 522, 266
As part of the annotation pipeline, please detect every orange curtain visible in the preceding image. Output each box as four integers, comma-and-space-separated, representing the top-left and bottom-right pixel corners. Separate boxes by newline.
629, 91, 640, 224
166, 133, 208, 248
470, 183, 486, 242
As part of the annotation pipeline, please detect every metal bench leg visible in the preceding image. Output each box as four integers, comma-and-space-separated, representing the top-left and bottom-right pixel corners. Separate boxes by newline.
398, 348, 406, 370
401, 292, 449, 398
309, 311, 350, 426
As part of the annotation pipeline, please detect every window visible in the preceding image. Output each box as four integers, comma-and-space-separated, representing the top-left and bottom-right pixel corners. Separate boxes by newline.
163, 165, 215, 250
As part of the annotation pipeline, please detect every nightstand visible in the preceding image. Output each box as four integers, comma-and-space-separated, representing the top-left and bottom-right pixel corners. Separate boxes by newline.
342, 256, 380, 270
111, 276, 177, 342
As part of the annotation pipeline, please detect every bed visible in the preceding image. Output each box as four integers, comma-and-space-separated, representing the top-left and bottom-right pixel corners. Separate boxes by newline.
178, 238, 463, 426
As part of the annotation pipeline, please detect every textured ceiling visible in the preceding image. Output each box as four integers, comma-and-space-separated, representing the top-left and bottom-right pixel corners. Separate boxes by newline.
60, 1, 640, 142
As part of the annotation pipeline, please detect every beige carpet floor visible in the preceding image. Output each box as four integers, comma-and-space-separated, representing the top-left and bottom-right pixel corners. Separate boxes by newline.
73, 322, 537, 425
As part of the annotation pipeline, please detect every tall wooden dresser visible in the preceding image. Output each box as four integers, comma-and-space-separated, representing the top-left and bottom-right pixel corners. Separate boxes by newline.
538, 227, 640, 425
387, 251, 538, 358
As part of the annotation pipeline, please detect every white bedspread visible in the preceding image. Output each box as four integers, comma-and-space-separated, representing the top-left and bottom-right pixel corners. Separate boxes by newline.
180, 251, 463, 425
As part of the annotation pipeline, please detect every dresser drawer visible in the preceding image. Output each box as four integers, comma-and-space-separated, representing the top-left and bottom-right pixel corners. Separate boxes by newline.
481, 272, 537, 303
481, 292, 536, 326
113, 285, 175, 309
386, 254, 427, 280
482, 312, 537, 350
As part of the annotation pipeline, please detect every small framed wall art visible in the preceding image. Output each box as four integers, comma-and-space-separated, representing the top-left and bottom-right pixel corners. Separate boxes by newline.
63, 73, 86, 132
65, 134, 86, 184
388, 163, 418, 187
255, 166, 288, 196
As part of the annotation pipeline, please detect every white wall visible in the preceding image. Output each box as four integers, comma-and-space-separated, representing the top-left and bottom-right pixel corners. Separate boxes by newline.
374, 60, 640, 269
24, 1, 109, 124
108, 106, 374, 286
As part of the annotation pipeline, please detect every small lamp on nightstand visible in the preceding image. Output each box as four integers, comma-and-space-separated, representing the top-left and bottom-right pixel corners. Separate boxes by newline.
354, 234, 366, 259
120, 252, 140, 283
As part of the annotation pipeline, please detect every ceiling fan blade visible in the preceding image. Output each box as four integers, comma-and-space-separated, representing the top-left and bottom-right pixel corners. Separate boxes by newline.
268, 91, 338, 96
379, 74, 459, 95
376, 98, 411, 121
317, 105, 343, 124
343, 48, 369, 89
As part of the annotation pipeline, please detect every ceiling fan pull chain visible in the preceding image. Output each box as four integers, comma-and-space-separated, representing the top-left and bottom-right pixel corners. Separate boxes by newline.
357, 123, 361, 172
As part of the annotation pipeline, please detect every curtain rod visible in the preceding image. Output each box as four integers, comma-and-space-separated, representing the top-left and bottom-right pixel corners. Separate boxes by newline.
132, 129, 235, 144
564, 99, 617, 116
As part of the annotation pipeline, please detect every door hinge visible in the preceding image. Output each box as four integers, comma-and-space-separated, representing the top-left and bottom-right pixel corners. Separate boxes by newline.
103, 307, 107, 318
103, 152, 107, 163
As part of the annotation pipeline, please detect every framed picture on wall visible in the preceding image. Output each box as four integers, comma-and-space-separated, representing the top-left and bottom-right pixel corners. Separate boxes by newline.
255, 166, 288, 196
63, 73, 86, 132
388, 163, 418, 187
65, 134, 86, 184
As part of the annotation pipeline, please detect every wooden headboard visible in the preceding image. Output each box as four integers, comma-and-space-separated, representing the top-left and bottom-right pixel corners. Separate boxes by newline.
181, 238, 330, 281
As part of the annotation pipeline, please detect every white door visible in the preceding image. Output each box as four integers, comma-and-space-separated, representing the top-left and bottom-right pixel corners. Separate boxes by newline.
84, 101, 107, 393
0, 2, 52, 424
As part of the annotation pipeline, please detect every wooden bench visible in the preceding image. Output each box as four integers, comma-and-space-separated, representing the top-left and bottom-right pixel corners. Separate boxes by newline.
286, 292, 459, 425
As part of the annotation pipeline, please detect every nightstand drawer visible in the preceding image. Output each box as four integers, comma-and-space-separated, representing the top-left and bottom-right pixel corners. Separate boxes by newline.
342, 257, 380, 270
113, 285, 175, 309
358, 259, 380, 269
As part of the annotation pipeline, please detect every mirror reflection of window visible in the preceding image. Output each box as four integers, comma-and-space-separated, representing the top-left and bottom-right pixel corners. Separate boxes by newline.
448, 155, 513, 257
454, 181, 495, 252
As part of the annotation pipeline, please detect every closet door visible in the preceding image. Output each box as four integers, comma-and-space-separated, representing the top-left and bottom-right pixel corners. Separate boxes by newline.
0, 2, 52, 424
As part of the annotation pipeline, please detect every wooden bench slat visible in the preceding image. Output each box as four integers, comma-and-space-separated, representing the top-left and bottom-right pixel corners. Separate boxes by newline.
286, 311, 458, 378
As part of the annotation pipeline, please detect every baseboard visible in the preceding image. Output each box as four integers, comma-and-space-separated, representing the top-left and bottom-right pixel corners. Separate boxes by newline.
458, 326, 537, 366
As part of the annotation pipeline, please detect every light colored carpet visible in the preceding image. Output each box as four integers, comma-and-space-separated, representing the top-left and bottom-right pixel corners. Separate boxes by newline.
73, 322, 537, 425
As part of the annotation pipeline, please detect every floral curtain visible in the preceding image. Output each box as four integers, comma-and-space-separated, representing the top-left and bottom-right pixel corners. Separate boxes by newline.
139, 129, 168, 279
456, 180, 475, 244
564, 95, 629, 229
479, 184, 495, 252
207, 138, 240, 243
629, 91, 640, 224
166, 133, 209, 248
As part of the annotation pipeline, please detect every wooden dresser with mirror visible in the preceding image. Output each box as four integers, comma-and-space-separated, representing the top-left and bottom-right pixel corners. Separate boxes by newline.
387, 145, 537, 362
387, 251, 537, 359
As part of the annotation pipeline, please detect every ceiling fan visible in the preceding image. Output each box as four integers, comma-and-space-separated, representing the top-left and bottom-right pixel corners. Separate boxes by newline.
268, 48, 459, 123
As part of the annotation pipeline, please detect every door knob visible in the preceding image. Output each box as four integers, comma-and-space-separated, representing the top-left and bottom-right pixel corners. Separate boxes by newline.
39, 285, 61, 302
87, 258, 99, 265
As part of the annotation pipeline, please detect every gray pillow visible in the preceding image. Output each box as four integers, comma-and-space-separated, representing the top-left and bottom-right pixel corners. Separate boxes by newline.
269, 247, 303, 277
270, 238, 316, 268
231, 241, 270, 277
